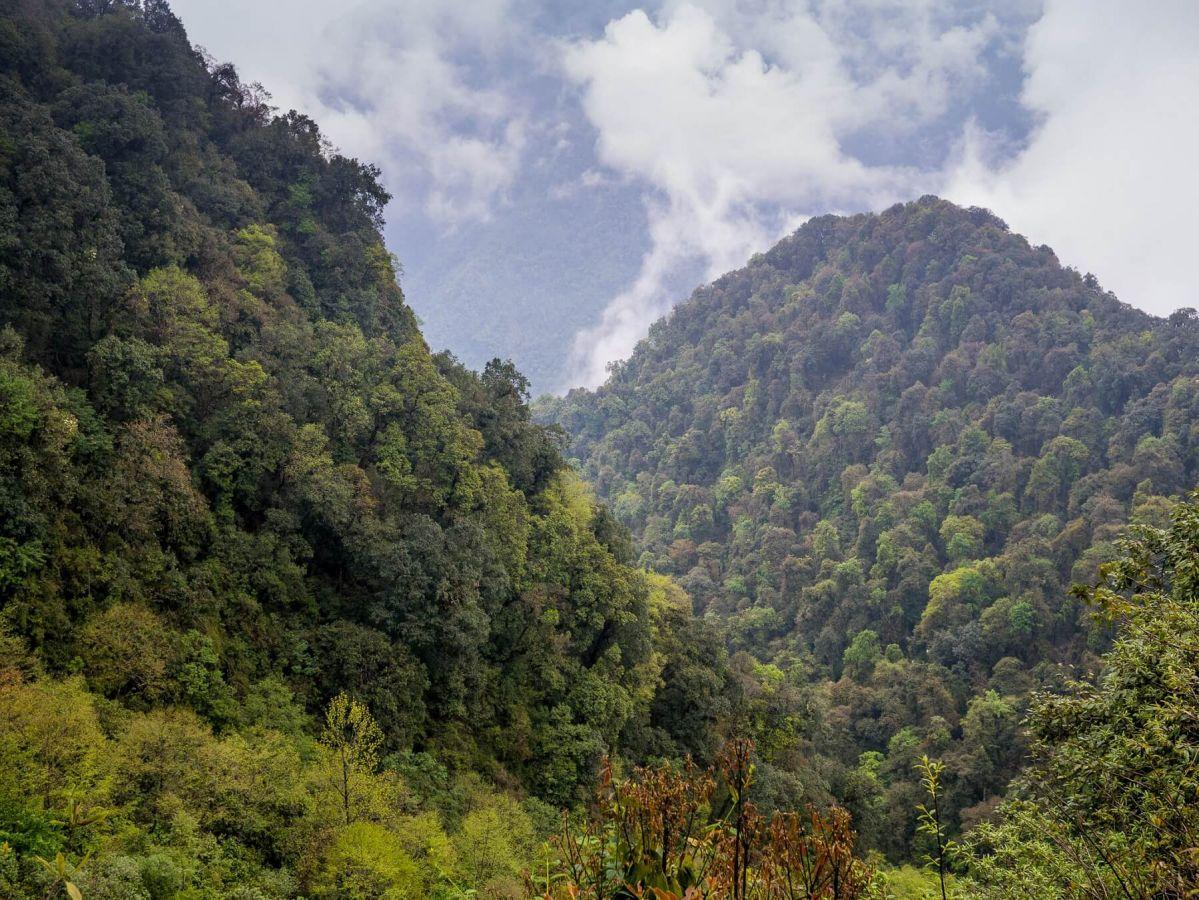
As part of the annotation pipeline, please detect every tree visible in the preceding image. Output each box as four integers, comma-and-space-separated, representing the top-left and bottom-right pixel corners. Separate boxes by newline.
311, 821, 421, 899
967, 490, 1199, 897
0, 676, 110, 852
842, 630, 881, 683
453, 794, 535, 895
939, 516, 983, 564
539, 739, 875, 898
915, 756, 954, 900
319, 693, 385, 826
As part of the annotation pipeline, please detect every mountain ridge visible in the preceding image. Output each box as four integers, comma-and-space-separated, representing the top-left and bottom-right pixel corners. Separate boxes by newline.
540, 194, 1199, 857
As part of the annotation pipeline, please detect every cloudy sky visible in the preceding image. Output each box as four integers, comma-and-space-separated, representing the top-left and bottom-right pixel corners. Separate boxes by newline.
173, 0, 1199, 392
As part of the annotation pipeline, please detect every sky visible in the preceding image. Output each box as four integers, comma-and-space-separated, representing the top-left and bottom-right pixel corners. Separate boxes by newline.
172, 0, 1199, 393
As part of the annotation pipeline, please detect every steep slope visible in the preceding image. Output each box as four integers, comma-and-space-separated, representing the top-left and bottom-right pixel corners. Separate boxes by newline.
542, 196, 1199, 855
0, 4, 730, 895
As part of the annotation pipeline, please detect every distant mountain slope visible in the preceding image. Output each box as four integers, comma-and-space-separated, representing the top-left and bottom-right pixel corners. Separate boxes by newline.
541, 196, 1199, 852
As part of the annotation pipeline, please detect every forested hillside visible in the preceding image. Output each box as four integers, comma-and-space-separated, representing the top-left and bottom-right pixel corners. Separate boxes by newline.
4, 1, 1198, 895
0, 2, 730, 896
542, 197, 1199, 859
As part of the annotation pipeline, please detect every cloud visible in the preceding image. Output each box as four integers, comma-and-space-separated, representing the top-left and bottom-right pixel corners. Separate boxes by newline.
312, 2, 527, 225
174, 0, 527, 226
945, 0, 1199, 316
563, 1, 1011, 388
170, 0, 335, 112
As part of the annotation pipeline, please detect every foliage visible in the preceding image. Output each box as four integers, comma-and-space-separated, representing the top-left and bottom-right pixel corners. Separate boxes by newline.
318, 692, 386, 826
964, 490, 1199, 897
912, 758, 953, 900
0, 1, 731, 895
542, 197, 1199, 858
4, 1, 1197, 894
537, 739, 875, 898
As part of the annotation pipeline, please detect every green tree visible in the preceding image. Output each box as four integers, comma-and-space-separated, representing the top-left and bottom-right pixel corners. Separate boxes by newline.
915, 756, 954, 900
320, 693, 385, 826
311, 821, 422, 899
842, 629, 882, 682
967, 490, 1199, 897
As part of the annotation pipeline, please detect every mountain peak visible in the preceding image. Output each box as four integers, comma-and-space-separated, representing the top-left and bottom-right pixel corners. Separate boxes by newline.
572, 196, 1157, 405
539, 193, 1199, 857
542, 189, 1199, 619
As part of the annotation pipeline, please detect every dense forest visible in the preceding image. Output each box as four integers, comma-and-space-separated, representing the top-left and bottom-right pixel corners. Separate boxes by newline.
542, 199, 1199, 887
0, 1, 737, 896
1, 1, 1197, 897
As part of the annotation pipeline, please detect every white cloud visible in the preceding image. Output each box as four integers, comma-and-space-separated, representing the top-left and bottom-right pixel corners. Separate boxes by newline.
170, 0, 333, 112
173, 0, 526, 226
312, 3, 527, 225
563, 1, 1007, 388
945, 0, 1199, 316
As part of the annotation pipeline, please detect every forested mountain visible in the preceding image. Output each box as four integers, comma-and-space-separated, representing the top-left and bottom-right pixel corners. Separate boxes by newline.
3, 0, 1198, 895
0, 2, 730, 896
542, 197, 1199, 859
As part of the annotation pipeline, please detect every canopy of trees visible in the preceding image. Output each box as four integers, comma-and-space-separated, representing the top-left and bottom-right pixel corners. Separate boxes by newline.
0, 1, 732, 895
4, 1, 1198, 895
966, 490, 1199, 897
541, 196, 1199, 861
